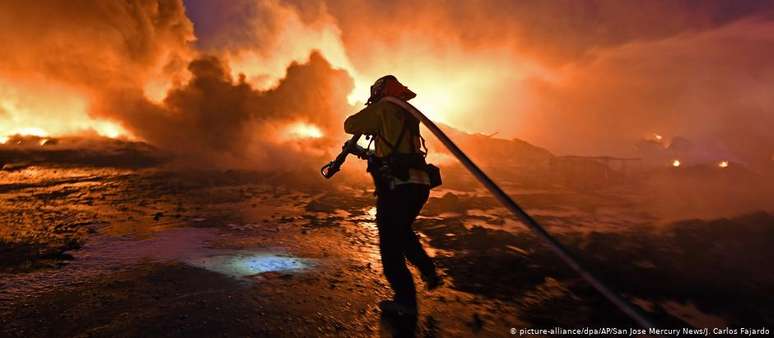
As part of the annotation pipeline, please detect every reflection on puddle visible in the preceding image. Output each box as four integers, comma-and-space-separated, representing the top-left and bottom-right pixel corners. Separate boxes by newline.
347, 206, 377, 230
0, 227, 316, 304
188, 253, 313, 278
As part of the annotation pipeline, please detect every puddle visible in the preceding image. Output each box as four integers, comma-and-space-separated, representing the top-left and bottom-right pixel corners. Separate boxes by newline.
0, 227, 315, 305
188, 253, 313, 278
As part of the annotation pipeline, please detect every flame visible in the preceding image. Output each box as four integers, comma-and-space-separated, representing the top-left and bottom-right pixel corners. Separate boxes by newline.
11, 127, 47, 137
654, 133, 663, 141
718, 160, 729, 168
672, 159, 681, 167
0, 78, 131, 140
285, 122, 323, 140
339, 51, 537, 130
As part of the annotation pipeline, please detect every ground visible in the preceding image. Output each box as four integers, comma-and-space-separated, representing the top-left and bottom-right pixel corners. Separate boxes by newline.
1, 165, 772, 337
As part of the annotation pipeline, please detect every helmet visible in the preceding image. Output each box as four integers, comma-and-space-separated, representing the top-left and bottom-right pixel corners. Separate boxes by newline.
366, 75, 416, 105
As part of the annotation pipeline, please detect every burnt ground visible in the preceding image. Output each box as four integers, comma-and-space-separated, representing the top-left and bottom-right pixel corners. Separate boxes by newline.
1, 164, 773, 337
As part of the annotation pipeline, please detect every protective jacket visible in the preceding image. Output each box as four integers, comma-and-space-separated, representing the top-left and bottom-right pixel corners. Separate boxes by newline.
344, 98, 430, 186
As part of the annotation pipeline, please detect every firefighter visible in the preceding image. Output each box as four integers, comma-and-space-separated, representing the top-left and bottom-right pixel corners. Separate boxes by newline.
344, 75, 442, 316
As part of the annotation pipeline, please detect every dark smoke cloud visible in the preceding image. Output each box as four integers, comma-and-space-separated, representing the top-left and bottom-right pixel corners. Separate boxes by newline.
100, 51, 354, 167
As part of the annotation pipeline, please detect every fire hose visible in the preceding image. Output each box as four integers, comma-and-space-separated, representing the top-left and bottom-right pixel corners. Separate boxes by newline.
321, 97, 656, 329
321, 133, 364, 178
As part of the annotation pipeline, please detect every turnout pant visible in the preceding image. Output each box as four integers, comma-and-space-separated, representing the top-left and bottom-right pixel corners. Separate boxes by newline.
375, 183, 436, 307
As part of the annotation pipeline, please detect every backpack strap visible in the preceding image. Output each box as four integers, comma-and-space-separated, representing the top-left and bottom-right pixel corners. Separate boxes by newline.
378, 98, 427, 157
378, 114, 409, 157
381, 96, 428, 157
418, 134, 428, 157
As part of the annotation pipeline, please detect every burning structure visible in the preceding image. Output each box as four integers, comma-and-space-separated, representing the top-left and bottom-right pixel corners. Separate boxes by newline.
1, 1, 774, 337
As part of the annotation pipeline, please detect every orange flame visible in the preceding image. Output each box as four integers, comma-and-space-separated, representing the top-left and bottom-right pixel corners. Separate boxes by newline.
672, 159, 681, 167
0, 79, 130, 140
285, 122, 323, 140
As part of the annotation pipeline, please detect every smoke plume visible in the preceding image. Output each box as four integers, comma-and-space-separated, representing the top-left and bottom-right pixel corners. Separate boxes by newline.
99, 51, 353, 167
0, 0, 193, 91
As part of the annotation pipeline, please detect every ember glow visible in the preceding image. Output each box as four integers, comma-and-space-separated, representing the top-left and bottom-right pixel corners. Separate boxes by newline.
286, 122, 324, 140
672, 160, 681, 168
718, 161, 729, 168
0, 77, 131, 141
8, 127, 47, 137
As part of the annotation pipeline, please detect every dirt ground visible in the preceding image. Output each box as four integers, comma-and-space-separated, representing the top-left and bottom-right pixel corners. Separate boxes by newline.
1, 164, 773, 337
